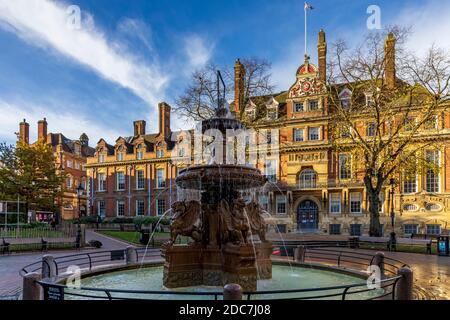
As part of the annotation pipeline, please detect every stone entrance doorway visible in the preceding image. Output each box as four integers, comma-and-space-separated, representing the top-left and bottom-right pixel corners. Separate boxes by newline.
297, 200, 319, 232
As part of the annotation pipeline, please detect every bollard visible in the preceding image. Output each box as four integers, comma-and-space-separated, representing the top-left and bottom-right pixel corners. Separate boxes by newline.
223, 284, 243, 300
22, 272, 43, 300
294, 245, 306, 263
372, 252, 385, 279
42, 255, 57, 279
396, 267, 413, 300
125, 247, 137, 264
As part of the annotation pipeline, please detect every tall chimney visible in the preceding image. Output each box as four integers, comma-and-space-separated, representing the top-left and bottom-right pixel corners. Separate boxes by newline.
234, 58, 245, 114
158, 102, 171, 138
19, 119, 29, 144
384, 32, 396, 89
133, 120, 146, 137
318, 29, 327, 83
38, 118, 48, 141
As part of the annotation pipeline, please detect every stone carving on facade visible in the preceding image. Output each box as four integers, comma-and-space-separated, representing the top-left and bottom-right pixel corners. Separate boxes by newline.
169, 200, 202, 244
289, 77, 326, 98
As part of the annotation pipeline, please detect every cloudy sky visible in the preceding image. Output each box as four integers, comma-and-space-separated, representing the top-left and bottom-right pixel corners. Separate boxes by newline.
0, 0, 449, 145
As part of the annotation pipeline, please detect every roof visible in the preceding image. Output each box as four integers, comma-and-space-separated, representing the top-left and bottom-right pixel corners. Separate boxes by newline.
48, 133, 95, 157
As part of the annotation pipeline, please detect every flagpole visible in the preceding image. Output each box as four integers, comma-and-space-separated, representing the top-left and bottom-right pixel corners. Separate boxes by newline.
304, 3, 307, 56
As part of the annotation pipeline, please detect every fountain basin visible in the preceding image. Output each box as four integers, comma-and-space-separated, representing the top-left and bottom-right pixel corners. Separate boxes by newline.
176, 165, 266, 191
65, 262, 382, 300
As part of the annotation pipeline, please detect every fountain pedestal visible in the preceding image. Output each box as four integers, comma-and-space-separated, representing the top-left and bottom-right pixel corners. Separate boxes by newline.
162, 242, 271, 291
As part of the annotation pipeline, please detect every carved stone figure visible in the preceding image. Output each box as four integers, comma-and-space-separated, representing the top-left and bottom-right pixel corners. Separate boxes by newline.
169, 200, 202, 244
245, 201, 267, 242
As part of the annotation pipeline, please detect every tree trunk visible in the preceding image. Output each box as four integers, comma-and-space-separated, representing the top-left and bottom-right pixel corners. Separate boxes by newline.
368, 191, 383, 237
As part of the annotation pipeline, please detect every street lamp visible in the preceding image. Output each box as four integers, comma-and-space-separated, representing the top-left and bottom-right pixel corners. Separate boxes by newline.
76, 183, 84, 220
75, 183, 84, 249
389, 178, 396, 228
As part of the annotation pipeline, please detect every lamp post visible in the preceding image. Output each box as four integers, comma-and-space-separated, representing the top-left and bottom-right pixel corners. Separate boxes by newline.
389, 178, 396, 228
76, 183, 84, 249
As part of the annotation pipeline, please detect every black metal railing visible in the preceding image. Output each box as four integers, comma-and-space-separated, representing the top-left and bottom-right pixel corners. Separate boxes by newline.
20, 247, 161, 277
20, 245, 408, 300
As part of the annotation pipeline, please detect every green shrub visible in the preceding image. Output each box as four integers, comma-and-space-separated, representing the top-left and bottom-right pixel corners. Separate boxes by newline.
109, 217, 134, 224
133, 216, 171, 229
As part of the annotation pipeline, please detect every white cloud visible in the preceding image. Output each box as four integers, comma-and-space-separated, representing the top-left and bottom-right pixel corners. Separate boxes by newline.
183, 34, 214, 69
0, 0, 168, 106
396, 0, 450, 55
0, 100, 121, 146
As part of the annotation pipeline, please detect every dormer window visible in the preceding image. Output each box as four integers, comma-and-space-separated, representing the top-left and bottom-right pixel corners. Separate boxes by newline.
246, 109, 256, 120
294, 102, 304, 112
156, 143, 164, 158
365, 94, 375, 106
339, 89, 352, 108
98, 153, 106, 163
267, 107, 278, 120
136, 145, 144, 160
116, 153, 124, 161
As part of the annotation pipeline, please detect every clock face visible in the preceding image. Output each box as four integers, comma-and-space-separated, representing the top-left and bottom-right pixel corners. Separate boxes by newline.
302, 81, 311, 92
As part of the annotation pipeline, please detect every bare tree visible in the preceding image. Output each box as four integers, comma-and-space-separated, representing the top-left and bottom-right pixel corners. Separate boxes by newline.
174, 58, 275, 122
328, 28, 450, 237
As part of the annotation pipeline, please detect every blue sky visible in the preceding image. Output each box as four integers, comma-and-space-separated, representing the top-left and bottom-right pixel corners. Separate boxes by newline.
0, 0, 449, 145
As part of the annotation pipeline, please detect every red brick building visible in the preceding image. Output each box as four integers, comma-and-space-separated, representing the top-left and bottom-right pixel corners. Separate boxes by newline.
18, 118, 95, 220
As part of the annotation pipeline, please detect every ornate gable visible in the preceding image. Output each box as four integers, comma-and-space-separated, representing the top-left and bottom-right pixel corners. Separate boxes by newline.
288, 55, 326, 99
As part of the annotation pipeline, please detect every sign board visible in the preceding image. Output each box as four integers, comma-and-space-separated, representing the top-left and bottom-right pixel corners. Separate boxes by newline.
111, 250, 125, 261
437, 236, 449, 256
44, 285, 64, 301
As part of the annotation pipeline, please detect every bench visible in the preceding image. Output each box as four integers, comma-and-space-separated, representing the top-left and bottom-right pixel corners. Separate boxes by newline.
356, 236, 432, 254
396, 238, 432, 254
1, 238, 10, 255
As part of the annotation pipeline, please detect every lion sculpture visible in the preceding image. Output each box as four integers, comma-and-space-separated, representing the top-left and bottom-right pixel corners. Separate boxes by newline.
169, 200, 202, 244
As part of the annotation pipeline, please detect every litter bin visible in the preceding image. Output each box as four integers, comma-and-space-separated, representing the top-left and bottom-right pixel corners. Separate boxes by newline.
437, 235, 449, 256
139, 229, 150, 245
348, 236, 360, 249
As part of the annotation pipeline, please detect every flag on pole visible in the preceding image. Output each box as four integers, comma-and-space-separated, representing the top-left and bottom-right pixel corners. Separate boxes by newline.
304, 2, 314, 10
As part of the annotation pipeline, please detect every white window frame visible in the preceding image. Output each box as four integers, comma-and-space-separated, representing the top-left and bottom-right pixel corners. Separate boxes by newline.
294, 129, 304, 142
136, 170, 145, 190
276, 195, 286, 215
309, 127, 320, 141
136, 199, 145, 216
404, 224, 419, 235
308, 100, 319, 111
294, 102, 304, 113
299, 169, 317, 189
329, 193, 341, 214
366, 123, 376, 137
97, 200, 106, 217
350, 192, 362, 214
116, 172, 125, 191
157, 169, 166, 188
339, 154, 352, 180
259, 195, 269, 211
425, 150, 440, 193
426, 224, 441, 235
116, 153, 124, 161
98, 154, 106, 163
267, 106, 278, 120
116, 200, 125, 217
98, 173, 107, 192
156, 198, 166, 216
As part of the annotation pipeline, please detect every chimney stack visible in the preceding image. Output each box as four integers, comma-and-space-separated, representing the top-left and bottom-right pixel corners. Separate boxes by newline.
19, 119, 29, 144
384, 32, 396, 89
234, 58, 245, 114
158, 102, 171, 138
318, 29, 327, 83
38, 118, 48, 141
134, 120, 146, 137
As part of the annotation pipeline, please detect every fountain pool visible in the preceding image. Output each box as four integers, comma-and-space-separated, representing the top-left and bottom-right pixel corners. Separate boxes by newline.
66, 264, 382, 300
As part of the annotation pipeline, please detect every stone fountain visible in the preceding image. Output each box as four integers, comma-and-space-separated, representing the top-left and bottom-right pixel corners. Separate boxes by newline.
162, 79, 272, 291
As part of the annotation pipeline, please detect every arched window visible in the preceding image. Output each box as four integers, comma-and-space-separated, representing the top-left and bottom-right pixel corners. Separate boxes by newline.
299, 169, 317, 189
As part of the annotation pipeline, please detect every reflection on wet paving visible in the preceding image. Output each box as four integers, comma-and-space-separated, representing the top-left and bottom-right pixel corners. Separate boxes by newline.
382, 251, 449, 300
